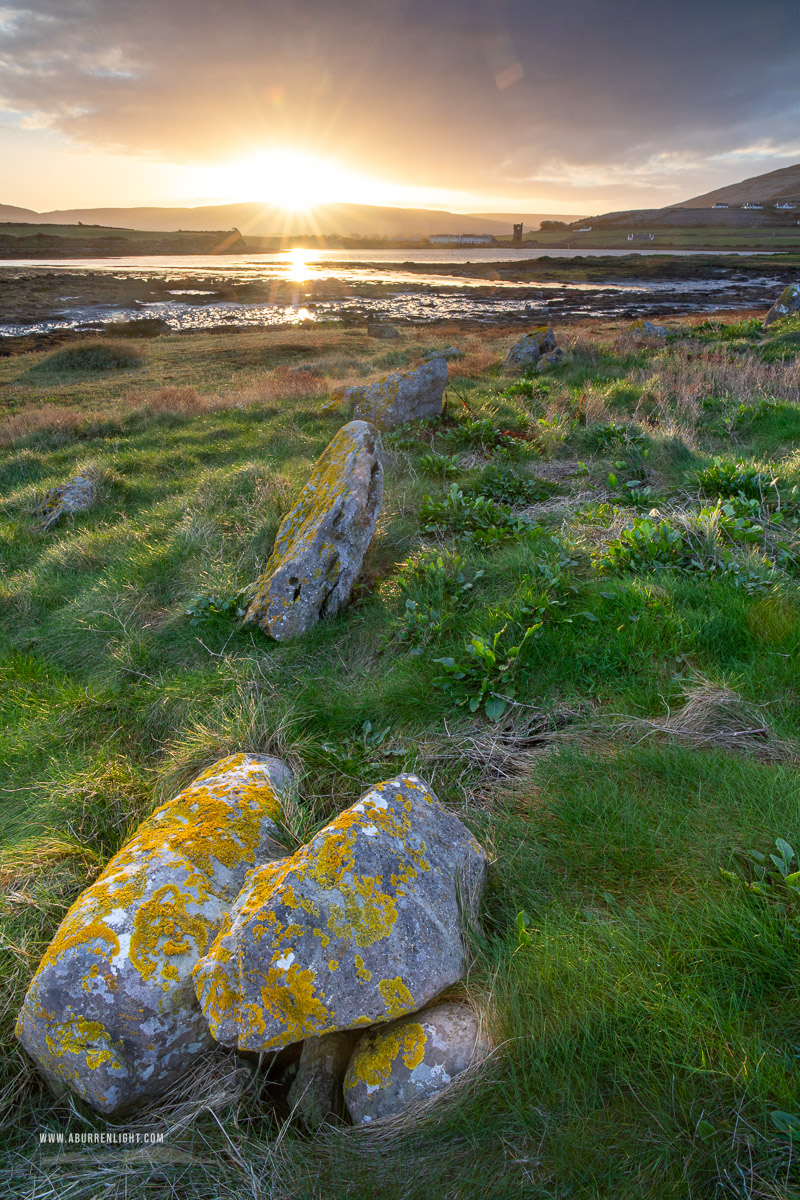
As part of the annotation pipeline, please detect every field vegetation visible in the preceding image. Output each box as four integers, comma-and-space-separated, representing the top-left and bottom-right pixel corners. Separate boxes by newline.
2, 314, 800, 1197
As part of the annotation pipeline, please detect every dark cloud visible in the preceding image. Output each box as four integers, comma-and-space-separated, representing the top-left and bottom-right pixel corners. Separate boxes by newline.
2, 0, 800, 205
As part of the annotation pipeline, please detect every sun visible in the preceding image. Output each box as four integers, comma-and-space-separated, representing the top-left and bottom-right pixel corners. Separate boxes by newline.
220, 148, 371, 212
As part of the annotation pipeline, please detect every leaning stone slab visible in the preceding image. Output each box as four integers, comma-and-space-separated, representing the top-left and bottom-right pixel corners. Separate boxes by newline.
15, 753, 291, 1115
37, 474, 96, 530
193, 774, 487, 1053
287, 1029, 357, 1128
503, 326, 557, 372
764, 282, 800, 328
631, 319, 668, 337
343, 1001, 490, 1124
243, 420, 383, 641
325, 358, 448, 429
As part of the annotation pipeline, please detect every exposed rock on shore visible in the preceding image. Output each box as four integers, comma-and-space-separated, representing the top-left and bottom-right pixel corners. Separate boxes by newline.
325, 358, 448, 429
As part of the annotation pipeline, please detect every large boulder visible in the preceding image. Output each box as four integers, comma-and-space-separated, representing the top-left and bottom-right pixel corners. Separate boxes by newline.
243, 420, 383, 641
37, 474, 96, 530
193, 774, 488, 1053
325, 358, 448, 429
503, 327, 557, 372
764, 282, 800, 328
15, 754, 291, 1115
631, 319, 668, 338
343, 1001, 490, 1124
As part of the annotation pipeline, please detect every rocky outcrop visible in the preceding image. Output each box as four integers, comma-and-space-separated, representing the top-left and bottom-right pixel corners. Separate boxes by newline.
503, 327, 557, 372
37, 474, 96, 530
243, 420, 383, 641
537, 347, 565, 370
193, 774, 487, 1054
15, 754, 291, 1115
287, 1030, 357, 1128
325, 358, 448, 429
343, 1001, 490, 1124
764, 282, 800, 328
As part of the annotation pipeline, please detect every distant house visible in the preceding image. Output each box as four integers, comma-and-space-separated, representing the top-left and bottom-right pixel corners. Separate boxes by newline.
576, 226, 593, 232
712, 203, 729, 209
428, 233, 493, 246
627, 232, 654, 241
741, 202, 764, 210
776, 202, 797, 210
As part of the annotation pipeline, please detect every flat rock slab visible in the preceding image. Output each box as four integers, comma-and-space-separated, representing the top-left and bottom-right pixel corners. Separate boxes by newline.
343, 1001, 490, 1123
325, 358, 448, 429
503, 327, 557, 372
193, 774, 487, 1052
243, 420, 383, 642
16, 754, 291, 1115
764, 282, 800, 327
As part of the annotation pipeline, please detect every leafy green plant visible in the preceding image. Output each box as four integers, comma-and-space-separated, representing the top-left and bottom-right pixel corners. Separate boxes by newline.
434, 621, 541, 719
185, 592, 246, 625
420, 484, 534, 545
694, 458, 775, 502
392, 550, 483, 652
583, 422, 644, 451
418, 451, 461, 479
721, 838, 800, 940
466, 462, 558, 506
320, 720, 407, 779
595, 518, 687, 574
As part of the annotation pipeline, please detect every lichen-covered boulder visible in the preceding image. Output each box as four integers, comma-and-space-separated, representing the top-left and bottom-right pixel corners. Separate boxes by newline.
37, 474, 96, 530
343, 1001, 490, 1124
367, 323, 401, 339
15, 753, 291, 1115
243, 420, 383, 642
193, 774, 487, 1053
503, 327, 557, 372
537, 347, 565, 370
325, 358, 448, 429
287, 1030, 357, 1128
764, 282, 800, 328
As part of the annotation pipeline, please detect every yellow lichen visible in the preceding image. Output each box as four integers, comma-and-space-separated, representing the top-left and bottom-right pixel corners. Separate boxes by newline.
379, 976, 415, 1019
129, 882, 215, 988
45, 1017, 125, 1074
354, 954, 371, 983
344, 1022, 427, 1092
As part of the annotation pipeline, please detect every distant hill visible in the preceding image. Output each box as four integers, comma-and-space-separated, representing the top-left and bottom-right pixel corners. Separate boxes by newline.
675, 162, 800, 209
0, 202, 579, 238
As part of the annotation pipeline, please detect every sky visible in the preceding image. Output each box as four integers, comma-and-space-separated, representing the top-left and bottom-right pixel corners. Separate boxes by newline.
1, 0, 800, 216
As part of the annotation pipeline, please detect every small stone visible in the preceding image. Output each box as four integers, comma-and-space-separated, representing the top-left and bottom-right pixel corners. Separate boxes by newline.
366, 323, 401, 339
764, 282, 800, 328
503, 327, 557, 372
287, 1030, 358, 1127
537, 347, 565, 370
36, 474, 96, 529
424, 346, 463, 360
243, 420, 383, 641
324, 358, 448, 429
193, 774, 487, 1053
343, 1001, 490, 1124
15, 754, 291, 1115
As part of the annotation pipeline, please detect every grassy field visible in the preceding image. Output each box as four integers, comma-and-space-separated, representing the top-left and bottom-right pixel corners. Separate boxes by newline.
2, 314, 800, 1198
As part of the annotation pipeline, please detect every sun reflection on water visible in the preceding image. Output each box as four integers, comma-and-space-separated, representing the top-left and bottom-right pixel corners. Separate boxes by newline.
283, 247, 317, 283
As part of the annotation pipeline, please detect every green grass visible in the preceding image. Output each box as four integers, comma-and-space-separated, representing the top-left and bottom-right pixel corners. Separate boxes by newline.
2, 319, 800, 1197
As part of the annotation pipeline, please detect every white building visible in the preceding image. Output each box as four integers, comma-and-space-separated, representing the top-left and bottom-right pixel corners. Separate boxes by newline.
428, 234, 493, 246
712, 203, 729, 209
741, 203, 764, 210
776, 202, 797, 210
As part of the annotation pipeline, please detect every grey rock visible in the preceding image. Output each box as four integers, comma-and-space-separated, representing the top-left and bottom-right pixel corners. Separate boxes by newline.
424, 346, 463, 361
15, 754, 291, 1115
343, 1001, 490, 1124
242, 420, 383, 641
193, 774, 488, 1052
503, 327, 557, 372
287, 1030, 357, 1127
631, 320, 668, 337
764, 282, 800, 328
537, 347, 565, 370
367, 323, 401, 339
37, 474, 96, 530
324, 358, 448, 430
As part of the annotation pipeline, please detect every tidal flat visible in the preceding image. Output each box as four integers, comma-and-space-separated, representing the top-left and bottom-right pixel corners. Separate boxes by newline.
2, 312, 800, 1198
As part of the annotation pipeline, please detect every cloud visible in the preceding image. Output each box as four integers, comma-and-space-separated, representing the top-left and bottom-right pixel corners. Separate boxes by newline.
2, 0, 800, 206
